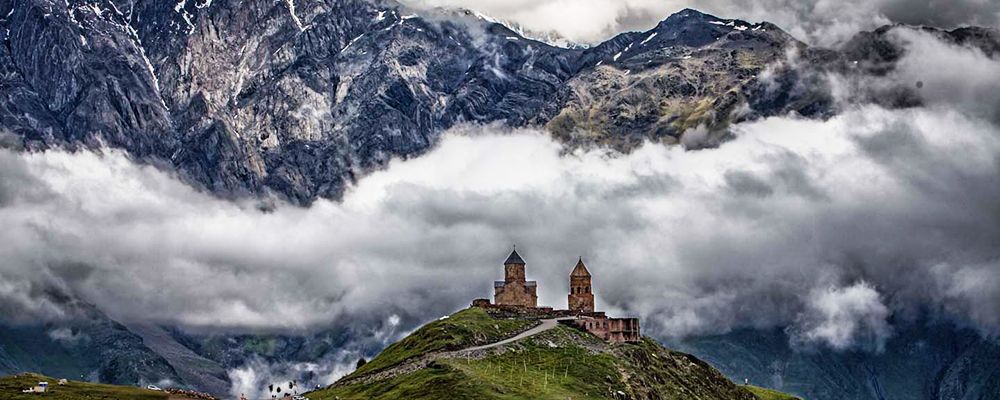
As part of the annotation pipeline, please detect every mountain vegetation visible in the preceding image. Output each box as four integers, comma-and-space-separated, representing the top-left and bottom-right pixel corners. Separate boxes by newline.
0, 373, 169, 400
309, 307, 780, 400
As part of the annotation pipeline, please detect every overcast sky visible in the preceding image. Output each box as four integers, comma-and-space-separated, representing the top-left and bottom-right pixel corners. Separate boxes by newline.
405, 0, 1000, 45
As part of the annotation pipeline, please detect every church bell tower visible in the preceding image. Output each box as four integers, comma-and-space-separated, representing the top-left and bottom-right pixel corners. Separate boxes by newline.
568, 257, 594, 313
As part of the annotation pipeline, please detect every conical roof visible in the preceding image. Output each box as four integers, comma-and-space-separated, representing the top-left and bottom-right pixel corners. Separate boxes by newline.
504, 248, 525, 265
571, 257, 591, 277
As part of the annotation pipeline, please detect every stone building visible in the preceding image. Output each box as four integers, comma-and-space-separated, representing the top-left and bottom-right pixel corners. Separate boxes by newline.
567, 257, 595, 313
479, 248, 641, 343
571, 315, 641, 343
565, 258, 640, 343
493, 248, 538, 307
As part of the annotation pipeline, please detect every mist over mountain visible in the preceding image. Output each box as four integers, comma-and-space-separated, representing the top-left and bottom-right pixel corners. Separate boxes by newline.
1, 0, 999, 399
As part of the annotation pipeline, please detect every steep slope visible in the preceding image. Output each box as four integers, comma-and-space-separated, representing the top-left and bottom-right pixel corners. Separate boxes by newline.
0, 299, 181, 388
544, 9, 815, 149
124, 324, 230, 397
5, 0, 996, 203
0, 0, 584, 202
309, 307, 771, 400
0, 1, 860, 203
0, 0, 174, 157
675, 322, 1000, 400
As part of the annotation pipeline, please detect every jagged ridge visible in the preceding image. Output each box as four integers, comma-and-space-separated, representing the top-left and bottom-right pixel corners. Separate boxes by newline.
9, 1, 991, 203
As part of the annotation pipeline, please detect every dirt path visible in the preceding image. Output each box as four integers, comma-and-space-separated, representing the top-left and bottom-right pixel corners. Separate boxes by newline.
332, 317, 576, 387
462, 317, 574, 352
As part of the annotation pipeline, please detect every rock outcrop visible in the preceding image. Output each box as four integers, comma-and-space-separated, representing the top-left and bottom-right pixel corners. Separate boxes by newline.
8, 1, 994, 203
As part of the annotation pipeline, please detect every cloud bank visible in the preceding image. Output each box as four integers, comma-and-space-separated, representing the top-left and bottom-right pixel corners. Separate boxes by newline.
404, 0, 1000, 46
0, 26, 999, 363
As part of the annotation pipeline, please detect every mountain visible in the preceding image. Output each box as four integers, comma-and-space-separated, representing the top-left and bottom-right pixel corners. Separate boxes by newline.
7, 0, 969, 203
675, 322, 1000, 400
306, 307, 788, 400
0, 294, 366, 397
0, 299, 181, 388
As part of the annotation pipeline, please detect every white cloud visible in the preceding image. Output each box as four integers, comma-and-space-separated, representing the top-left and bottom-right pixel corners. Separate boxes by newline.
790, 282, 892, 351
47, 327, 91, 345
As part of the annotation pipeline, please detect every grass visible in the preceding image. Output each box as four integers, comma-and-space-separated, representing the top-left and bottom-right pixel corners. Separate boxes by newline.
351, 308, 536, 376
310, 308, 803, 400
311, 326, 626, 400
0, 373, 168, 400
309, 362, 492, 400
744, 385, 802, 400
438, 327, 624, 400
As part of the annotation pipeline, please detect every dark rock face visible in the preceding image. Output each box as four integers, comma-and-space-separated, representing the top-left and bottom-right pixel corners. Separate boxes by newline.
0, 300, 181, 387
0, 0, 174, 157
2, 1, 997, 203
545, 9, 806, 149
675, 323, 1000, 400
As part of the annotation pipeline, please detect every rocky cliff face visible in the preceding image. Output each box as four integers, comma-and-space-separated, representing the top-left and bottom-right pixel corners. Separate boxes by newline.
13, 0, 987, 203
1, 0, 589, 202
0, 299, 180, 387
675, 323, 1000, 400
544, 10, 816, 149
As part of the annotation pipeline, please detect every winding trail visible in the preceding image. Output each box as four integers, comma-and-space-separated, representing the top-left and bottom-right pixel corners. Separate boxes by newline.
332, 317, 577, 387
463, 317, 575, 352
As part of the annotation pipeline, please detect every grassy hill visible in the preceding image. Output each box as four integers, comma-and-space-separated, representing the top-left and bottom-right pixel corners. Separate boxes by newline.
356, 308, 538, 375
745, 385, 802, 400
309, 307, 799, 400
0, 373, 168, 399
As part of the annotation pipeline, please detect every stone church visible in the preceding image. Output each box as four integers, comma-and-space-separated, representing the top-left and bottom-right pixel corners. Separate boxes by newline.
483, 248, 641, 343
493, 248, 538, 307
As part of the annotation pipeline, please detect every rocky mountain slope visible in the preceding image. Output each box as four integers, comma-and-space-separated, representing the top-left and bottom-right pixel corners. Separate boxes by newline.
675, 322, 1000, 400
8, 0, 993, 203
0, 300, 180, 388
309, 307, 777, 400
0, 303, 365, 397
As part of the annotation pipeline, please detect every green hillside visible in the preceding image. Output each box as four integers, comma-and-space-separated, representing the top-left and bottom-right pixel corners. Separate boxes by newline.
745, 385, 802, 400
356, 308, 537, 375
0, 373, 167, 400
309, 307, 799, 400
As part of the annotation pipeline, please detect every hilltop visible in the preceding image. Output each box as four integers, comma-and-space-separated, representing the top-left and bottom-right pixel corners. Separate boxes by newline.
0, 312, 802, 400
306, 307, 795, 400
